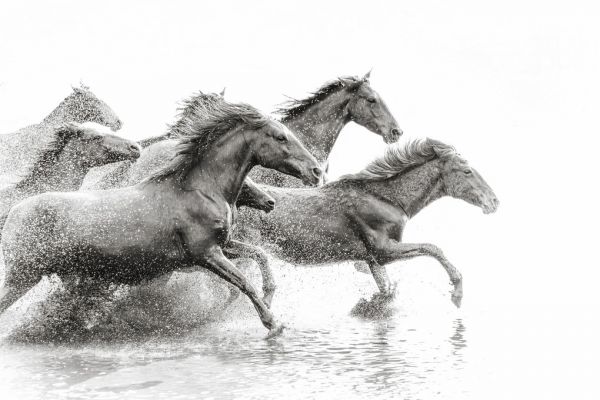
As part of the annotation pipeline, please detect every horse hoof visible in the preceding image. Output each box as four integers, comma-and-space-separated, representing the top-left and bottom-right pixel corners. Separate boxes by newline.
265, 322, 286, 339
451, 294, 462, 308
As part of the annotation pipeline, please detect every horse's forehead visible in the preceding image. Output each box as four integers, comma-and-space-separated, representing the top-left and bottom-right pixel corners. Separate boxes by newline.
268, 119, 287, 133
446, 154, 468, 167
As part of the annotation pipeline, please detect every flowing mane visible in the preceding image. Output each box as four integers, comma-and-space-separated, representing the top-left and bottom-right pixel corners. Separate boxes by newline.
275, 76, 365, 122
147, 101, 271, 184
336, 138, 457, 183
138, 92, 224, 148
167, 91, 225, 138
15, 124, 84, 190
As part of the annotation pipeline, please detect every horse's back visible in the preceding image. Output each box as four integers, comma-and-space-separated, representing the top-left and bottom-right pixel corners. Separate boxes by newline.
82, 161, 131, 190
0, 123, 54, 179
239, 185, 368, 264
125, 140, 178, 186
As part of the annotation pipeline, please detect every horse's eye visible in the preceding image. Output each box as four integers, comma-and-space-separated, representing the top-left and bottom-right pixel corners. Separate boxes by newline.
464, 169, 473, 175
367, 97, 376, 103
275, 135, 287, 142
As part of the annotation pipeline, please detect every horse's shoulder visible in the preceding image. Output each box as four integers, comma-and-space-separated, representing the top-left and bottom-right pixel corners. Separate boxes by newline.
350, 190, 405, 224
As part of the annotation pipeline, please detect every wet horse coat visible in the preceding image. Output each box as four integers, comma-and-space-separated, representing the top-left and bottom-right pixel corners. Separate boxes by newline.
246, 139, 499, 306
0, 101, 322, 335
0, 124, 140, 236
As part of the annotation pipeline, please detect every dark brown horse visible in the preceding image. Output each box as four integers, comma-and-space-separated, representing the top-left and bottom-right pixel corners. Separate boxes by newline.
81, 91, 281, 305
118, 138, 279, 306
0, 123, 140, 237
0, 101, 322, 336
244, 139, 499, 307
251, 71, 402, 187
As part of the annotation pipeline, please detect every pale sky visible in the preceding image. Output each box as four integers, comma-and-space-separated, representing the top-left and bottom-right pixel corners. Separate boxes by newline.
1, 0, 599, 308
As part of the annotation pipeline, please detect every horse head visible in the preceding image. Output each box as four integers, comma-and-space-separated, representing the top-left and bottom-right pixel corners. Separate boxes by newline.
64, 124, 140, 166
342, 71, 402, 144
437, 144, 499, 214
63, 84, 123, 131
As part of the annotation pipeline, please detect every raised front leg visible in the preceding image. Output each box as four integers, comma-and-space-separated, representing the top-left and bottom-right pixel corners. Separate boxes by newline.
223, 240, 276, 308
348, 213, 462, 307
202, 246, 284, 337
375, 242, 463, 307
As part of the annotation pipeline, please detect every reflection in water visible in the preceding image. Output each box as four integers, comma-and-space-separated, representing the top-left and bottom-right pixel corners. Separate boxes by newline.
0, 316, 468, 399
0, 265, 470, 399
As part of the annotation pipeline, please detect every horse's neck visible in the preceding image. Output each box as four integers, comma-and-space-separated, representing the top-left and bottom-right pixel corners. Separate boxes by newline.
362, 161, 446, 218
283, 90, 350, 162
42, 97, 80, 126
184, 132, 254, 205
25, 148, 92, 193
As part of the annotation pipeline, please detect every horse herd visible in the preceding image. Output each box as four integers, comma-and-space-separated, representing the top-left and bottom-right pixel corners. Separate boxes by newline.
0, 73, 499, 337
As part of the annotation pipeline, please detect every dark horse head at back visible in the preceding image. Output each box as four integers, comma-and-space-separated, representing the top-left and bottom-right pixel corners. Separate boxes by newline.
276, 71, 403, 146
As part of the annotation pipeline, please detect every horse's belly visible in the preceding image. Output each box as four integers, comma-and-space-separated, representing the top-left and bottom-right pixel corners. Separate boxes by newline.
54, 244, 186, 285
268, 230, 367, 265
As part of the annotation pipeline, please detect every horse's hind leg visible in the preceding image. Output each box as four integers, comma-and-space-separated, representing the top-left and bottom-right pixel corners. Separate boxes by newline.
224, 240, 276, 308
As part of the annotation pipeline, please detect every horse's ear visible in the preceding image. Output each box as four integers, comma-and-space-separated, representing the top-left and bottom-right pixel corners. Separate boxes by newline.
220, 87, 226, 97
72, 85, 83, 94
79, 80, 90, 91
362, 69, 372, 82
340, 77, 361, 91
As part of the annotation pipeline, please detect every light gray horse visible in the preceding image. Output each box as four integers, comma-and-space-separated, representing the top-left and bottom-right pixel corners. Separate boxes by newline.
0, 84, 123, 186
0, 123, 140, 238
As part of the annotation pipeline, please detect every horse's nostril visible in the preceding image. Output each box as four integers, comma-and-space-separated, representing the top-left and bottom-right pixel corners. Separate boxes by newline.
312, 167, 323, 178
267, 200, 275, 206
391, 128, 402, 136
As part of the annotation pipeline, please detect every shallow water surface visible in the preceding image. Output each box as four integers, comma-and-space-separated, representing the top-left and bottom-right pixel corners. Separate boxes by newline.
0, 262, 597, 399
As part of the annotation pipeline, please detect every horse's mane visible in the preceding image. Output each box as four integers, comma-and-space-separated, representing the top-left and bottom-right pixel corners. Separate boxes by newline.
275, 76, 365, 122
136, 92, 224, 148
335, 138, 457, 183
167, 91, 225, 138
147, 100, 271, 185
15, 124, 83, 190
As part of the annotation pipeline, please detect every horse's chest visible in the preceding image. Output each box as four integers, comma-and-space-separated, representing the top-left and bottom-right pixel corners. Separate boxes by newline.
191, 204, 233, 245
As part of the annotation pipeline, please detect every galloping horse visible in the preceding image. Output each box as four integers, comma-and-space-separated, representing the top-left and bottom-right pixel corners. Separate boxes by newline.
245, 139, 499, 307
0, 101, 322, 336
0, 84, 123, 186
81, 91, 281, 305
0, 123, 140, 236
114, 138, 280, 306
234, 72, 403, 298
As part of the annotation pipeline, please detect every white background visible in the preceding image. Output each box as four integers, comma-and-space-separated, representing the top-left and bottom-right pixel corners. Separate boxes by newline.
1, 0, 599, 397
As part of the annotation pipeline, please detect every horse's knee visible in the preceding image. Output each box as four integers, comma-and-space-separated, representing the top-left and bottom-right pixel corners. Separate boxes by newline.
422, 243, 443, 257
263, 281, 277, 292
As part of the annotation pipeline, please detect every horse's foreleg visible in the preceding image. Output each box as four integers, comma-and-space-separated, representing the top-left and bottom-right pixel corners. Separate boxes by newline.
375, 242, 463, 307
202, 246, 283, 337
368, 261, 395, 298
223, 240, 276, 308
